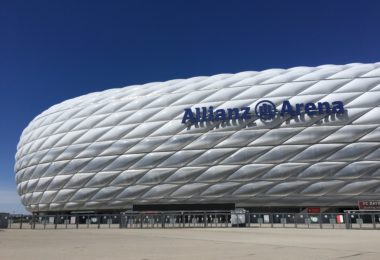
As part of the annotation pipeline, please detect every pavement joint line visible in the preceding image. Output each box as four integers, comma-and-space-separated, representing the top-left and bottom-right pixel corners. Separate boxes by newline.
334, 252, 367, 259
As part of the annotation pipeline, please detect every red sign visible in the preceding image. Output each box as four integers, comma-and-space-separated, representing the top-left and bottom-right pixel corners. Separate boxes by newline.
307, 208, 320, 213
358, 200, 380, 210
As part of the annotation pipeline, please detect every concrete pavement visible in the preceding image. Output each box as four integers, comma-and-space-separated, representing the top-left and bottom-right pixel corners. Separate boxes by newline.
0, 228, 379, 260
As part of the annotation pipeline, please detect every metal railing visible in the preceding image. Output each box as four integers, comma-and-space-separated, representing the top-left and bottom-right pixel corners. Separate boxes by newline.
7, 214, 122, 230
5, 211, 380, 230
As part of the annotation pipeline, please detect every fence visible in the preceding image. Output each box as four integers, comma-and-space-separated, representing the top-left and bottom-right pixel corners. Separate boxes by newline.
6, 211, 380, 230
7, 214, 122, 230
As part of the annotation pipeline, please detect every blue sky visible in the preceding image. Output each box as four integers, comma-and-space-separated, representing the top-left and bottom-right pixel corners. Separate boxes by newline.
1, 0, 380, 213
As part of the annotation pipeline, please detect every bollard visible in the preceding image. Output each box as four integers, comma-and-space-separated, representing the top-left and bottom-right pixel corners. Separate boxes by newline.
32, 215, 36, 230
372, 214, 376, 229
357, 218, 363, 229
119, 215, 123, 229
281, 218, 286, 228
271, 215, 273, 228
345, 213, 351, 229
330, 215, 336, 229
258, 218, 263, 228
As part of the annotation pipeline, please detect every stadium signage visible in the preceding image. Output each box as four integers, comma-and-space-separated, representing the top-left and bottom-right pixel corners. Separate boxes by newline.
181, 100, 345, 124
358, 200, 380, 210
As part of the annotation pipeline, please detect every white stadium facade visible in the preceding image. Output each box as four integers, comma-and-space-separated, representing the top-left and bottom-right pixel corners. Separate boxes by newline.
15, 62, 380, 214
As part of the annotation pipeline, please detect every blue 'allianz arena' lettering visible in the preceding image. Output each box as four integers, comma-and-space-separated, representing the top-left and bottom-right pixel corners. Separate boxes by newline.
182, 106, 251, 124
181, 100, 345, 124
280, 100, 344, 117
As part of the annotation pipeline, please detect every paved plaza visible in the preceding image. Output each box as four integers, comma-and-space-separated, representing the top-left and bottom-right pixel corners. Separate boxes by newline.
1, 228, 380, 260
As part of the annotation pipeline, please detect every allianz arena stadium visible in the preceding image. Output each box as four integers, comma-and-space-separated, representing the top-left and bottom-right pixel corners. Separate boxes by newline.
15, 62, 380, 214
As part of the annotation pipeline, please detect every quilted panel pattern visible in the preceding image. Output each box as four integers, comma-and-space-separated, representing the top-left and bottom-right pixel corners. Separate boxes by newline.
15, 62, 380, 212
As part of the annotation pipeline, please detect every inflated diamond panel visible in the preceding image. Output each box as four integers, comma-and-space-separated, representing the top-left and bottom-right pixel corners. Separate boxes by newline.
15, 62, 380, 212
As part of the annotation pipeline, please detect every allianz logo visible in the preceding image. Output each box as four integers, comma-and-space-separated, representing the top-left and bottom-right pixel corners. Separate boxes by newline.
181, 100, 345, 124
